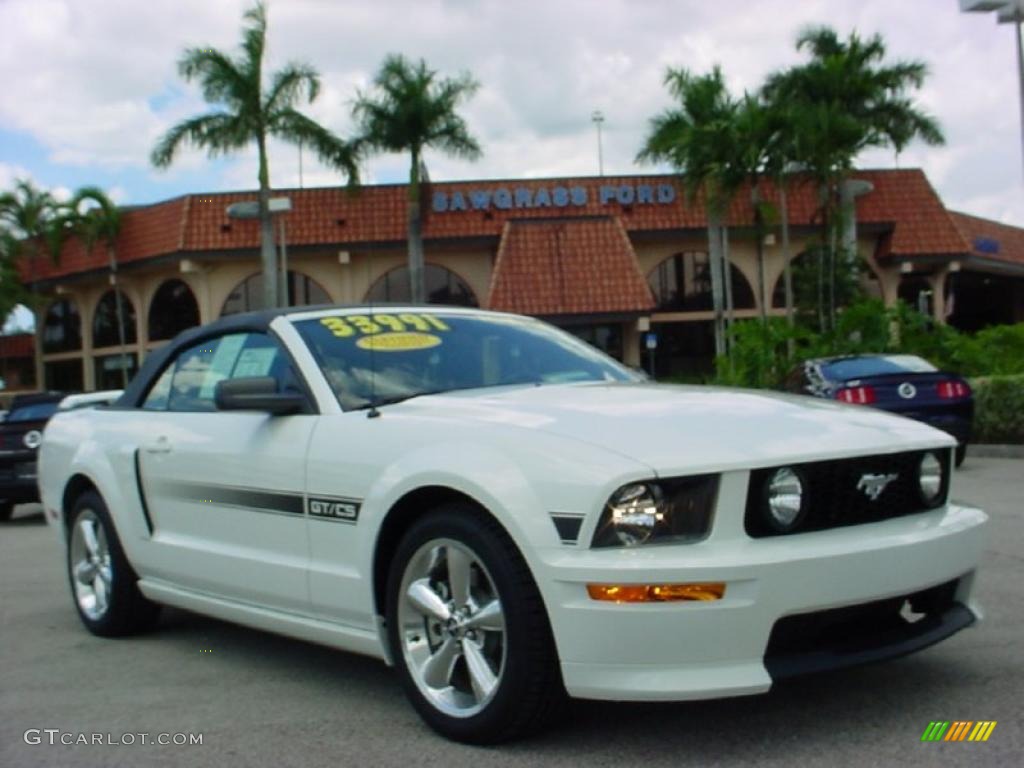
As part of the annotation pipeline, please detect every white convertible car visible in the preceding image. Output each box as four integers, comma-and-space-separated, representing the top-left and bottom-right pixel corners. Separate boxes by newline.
39, 306, 987, 743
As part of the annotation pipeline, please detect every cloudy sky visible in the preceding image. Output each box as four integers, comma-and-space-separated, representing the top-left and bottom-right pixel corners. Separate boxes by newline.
0, 0, 1021, 225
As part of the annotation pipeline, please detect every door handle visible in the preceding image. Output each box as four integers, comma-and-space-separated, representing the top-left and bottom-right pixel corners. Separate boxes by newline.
142, 436, 172, 454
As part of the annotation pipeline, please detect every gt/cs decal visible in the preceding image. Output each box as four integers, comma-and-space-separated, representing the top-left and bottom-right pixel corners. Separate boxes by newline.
307, 497, 361, 523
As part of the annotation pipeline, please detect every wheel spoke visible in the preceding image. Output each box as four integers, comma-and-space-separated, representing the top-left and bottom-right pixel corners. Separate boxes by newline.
446, 546, 472, 607
80, 519, 100, 557
421, 637, 460, 689
92, 573, 108, 615
406, 579, 451, 622
466, 599, 504, 633
74, 559, 97, 585
462, 639, 498, 702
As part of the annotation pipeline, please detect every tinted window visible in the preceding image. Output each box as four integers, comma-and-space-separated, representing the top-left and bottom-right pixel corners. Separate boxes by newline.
149, 279, 200, 341
8, 402, 59, 422
143, 333, 291, 412
294, 311, 638, 411
822, 355, 937, 381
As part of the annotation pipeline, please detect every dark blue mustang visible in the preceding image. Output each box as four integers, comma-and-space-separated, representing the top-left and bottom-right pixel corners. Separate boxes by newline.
784, 354, 974, 466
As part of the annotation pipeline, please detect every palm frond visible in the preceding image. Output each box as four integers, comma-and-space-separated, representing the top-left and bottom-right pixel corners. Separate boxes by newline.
178, 48, 250, 108
265, 63, 320, 113
150, 112, 249, 167
269, 108, 360, 184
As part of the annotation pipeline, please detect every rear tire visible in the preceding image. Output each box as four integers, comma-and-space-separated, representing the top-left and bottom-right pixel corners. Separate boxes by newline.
385, 503, 565, 744
66, 490, 160, 636
955, 443, 967, 467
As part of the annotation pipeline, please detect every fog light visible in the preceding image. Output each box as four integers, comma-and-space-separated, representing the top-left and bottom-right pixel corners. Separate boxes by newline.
586, 583, 726, 603
918, 451, 944, 506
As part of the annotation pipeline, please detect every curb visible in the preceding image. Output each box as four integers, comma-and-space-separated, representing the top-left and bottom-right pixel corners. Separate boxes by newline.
969, 444, 1024, 459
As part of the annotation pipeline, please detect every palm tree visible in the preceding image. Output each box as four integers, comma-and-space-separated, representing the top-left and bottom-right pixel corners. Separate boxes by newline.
353, 54, 481, 304
151, 1, 358, 310
0, 179, 67, 299
0, 178, 72, 391
763, 26, 944, 331
68, 187, 131, 387
637, 67, 748, 356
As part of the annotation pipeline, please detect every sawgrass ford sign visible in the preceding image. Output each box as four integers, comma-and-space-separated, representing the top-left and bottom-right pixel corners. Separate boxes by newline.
431, 182, 677, 213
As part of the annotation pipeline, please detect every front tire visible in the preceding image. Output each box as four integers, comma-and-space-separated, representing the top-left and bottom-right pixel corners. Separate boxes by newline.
386, 503, 564, 744
67, 490, 160, 636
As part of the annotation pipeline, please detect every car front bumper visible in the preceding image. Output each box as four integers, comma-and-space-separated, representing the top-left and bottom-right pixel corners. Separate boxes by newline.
539, 497, 986, 702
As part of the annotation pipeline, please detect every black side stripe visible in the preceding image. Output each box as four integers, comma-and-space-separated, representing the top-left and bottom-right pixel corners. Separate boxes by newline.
170, 482, 305, 516
133, 449, 155, 535
550, 513, 586, 545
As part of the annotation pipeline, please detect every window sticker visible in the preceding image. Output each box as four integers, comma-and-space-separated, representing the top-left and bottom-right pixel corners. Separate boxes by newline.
355, 332, 442, 352
199, 334, 246, 399
320, 313, 450, 339
232, 347, 278, 378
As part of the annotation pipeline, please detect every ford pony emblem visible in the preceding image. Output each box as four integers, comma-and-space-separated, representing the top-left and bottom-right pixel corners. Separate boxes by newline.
856, 473, 899, 501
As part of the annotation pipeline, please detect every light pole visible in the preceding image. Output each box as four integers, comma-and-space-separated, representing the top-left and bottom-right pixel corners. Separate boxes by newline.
591, 110, 605, 176
960, 1, 1024, 179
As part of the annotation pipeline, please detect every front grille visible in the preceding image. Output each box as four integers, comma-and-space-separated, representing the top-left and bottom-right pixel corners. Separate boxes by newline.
745, 449, 950, 537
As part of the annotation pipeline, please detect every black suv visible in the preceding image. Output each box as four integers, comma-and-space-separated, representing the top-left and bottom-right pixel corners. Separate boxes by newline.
0, 392, 63, 520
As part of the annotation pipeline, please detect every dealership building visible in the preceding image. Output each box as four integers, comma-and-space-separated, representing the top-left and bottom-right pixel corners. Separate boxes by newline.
7, 168, 1024, 393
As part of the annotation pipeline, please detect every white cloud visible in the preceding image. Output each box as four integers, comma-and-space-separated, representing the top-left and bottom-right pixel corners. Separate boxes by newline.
0, 0, 1020, 225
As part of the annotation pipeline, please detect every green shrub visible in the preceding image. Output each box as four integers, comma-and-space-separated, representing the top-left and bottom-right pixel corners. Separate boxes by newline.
710, 298, 1024, 390
970, 375, 1024, 444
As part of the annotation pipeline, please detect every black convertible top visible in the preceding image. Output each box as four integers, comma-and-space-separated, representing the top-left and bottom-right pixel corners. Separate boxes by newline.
115, 303, 448, 408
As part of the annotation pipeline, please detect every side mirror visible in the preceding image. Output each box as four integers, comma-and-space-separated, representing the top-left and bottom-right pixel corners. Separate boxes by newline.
214, 377, 306, 415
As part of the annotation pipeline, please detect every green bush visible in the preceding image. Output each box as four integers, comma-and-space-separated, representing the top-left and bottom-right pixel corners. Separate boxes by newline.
970, 375, 1024, 444
712, 299, 1024, 389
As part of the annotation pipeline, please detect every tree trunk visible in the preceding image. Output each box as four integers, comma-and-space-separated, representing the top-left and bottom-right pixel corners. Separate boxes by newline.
407, 149, 425, 304
780, 181, 794, 324
109, 244, 129, 389
752, 186, 766, 324
707, 213, 726, 357
723, 225, 735, 339
257, 134, 278, 309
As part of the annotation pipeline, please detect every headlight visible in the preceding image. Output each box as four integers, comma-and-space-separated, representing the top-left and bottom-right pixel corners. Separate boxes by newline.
917, 451, 946, 507
592, 475, 718, 548
763, 467, 806, 533
23, 430, 42, 450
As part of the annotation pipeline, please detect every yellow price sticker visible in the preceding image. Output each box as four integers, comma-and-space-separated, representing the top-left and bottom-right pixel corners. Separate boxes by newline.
320, 313, 450, 338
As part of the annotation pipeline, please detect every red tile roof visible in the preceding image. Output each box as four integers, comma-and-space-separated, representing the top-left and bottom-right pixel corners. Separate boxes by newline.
948, 211, 1024, 266
18, 168, 1013, 285
487, 217, 654, 316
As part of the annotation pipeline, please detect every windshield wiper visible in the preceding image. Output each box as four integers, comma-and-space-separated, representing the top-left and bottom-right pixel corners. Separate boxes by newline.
357, 390, 446, 411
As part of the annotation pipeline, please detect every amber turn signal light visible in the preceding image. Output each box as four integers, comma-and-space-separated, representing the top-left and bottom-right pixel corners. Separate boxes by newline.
586, 583, 726, 603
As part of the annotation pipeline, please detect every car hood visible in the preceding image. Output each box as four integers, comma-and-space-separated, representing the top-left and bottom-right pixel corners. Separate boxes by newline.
399, 382, 954, 475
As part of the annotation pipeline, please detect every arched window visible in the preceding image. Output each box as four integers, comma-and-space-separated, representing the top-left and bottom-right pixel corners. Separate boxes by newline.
42, 298, 82, 353
149, 279, 200, 341
647, 252, 754, 312
365, 264, 479, 306
221, 271, 331, 317
93, 289, 137, 348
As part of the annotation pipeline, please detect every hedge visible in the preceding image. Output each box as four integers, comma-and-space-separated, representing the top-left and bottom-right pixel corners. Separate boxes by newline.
970, 375, 1024, 445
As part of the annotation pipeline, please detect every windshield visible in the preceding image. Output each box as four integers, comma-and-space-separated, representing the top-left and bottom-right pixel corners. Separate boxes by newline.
7, 402, 60, 423
294, 311, 638, 410
823, 355, 937, 380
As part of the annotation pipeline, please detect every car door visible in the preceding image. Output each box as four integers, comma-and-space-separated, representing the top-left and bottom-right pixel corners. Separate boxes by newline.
136, 331, 316, 614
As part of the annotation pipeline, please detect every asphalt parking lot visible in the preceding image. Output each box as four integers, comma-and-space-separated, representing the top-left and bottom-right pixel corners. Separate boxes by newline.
1, 457, 1020, 767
